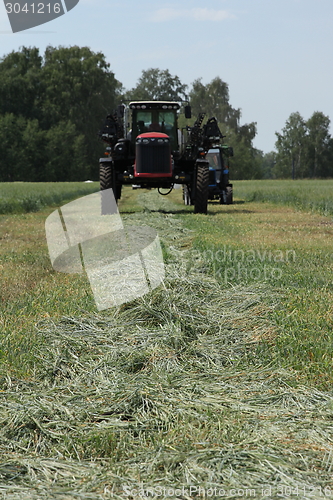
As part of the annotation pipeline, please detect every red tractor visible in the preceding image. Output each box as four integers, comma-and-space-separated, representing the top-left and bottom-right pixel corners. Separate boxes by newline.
98, 101, 231, 214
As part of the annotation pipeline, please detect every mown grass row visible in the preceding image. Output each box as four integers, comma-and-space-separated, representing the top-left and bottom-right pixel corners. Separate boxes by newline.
2, 273, 332, 498
1, 184, 333, 497
178, 193, 333, 388
0, 182, 98, 214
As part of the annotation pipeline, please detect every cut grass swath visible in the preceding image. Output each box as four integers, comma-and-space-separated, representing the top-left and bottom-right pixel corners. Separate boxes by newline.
1, 185, 333, 497
1, 268, 332, 497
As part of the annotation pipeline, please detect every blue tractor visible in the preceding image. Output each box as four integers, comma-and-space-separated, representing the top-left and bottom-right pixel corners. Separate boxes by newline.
206, 146, 233, 204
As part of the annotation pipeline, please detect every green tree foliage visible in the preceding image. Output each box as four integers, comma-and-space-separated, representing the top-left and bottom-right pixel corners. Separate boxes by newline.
306, 112, 332, 178
189, 77, 240, 131
0, 115, 88, 182
124, 68, 187, 101
259, 151, 278, 179
44, 122, 88, 182
274, 111, 333, 178
274, 112, 307, 178
41, 45, 122, 169
189, 77, 261, 179
0, 114, 27, 181
0, 45, 121, 181
21, 119, 47, 181
0, 47, 43, 120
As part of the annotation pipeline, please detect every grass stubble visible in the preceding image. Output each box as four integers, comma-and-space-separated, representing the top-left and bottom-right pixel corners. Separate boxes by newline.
0, 183, 333, 498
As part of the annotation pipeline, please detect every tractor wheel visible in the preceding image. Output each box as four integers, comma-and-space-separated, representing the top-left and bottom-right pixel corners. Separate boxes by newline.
194, 162, 209, 214
182, 184, 192, 205
114, 183, 122, 201
225, 185, 233, 205
99, 163, 121, 214
219, 188, 226, 205
100, 164, 113, 191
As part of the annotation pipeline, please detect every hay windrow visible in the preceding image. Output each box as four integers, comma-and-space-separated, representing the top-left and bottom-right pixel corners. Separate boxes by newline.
1, 190, 333, 498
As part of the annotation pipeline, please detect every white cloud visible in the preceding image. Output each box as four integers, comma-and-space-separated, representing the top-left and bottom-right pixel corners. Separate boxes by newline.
191, 8, 233, 21
150, 7, 235, 23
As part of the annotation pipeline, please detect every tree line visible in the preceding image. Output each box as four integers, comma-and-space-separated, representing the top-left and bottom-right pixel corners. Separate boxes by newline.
0, 45, 332, 181
0, 46, 120, 182
264, 111, 333, 179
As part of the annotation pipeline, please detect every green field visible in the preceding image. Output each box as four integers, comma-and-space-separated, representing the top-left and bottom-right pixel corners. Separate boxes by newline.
234, 179, 333, 216
0, 182, 98, 214
1, 180, 333, 498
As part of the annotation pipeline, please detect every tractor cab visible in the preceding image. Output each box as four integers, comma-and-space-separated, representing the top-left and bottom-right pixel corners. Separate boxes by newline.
129, 101, 180, 153
206, 147, 233, 205
207, 148, 223, 184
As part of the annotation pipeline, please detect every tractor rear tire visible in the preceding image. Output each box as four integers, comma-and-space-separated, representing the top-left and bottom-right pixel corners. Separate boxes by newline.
225, 185, 233, 205
100, 164, 113, 191
219, 185, 233, 205
99, 163, 121, 214
194, 162, 209, 214
183, 185, 192, 205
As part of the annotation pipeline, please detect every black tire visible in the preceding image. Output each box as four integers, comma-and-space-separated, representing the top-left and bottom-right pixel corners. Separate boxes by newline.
225, 185, 233, 205
100, 163, 122, 199
100, 163, 121, 214
194, 162, 209, 214
219, 186, 226, 205
219, 185, 233, 205
100, 164, 112, 191
115, 183, 122, 201
182, 184, 192, 205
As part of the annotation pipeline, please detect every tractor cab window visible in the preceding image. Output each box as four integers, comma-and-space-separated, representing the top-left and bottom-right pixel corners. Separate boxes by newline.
135, 111, 152, 134
206, 149, 222, 170
133, 110, 178, 150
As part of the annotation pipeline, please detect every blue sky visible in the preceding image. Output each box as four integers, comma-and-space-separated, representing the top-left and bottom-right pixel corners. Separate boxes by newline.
1, 0, 332, 153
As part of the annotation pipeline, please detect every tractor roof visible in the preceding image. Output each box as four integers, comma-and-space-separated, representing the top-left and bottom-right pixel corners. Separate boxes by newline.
129, 101, 180, 110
